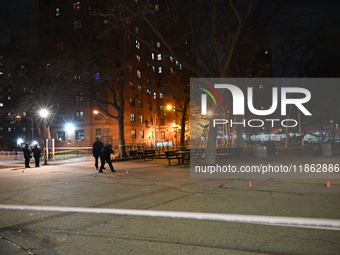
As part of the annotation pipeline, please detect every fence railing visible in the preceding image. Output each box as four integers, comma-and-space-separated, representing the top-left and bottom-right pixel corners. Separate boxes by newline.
0, 148, 92, 161
0, 151, 24, 160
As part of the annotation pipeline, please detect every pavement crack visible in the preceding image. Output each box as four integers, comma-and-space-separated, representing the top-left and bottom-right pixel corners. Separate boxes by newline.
0, 234, 35, 255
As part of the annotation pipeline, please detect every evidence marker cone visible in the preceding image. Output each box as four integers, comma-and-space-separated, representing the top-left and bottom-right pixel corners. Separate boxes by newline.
326, 181, 331, 187
247, 181, 253, 187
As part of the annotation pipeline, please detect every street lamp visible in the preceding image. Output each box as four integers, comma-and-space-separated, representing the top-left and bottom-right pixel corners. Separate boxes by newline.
39, 109, 49, 165
93, 110, 109, 140
153, 105, 173, 148
65, 123, 75, 145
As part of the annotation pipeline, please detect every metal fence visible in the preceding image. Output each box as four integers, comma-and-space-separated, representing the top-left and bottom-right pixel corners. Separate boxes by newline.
0, 148, 92, 161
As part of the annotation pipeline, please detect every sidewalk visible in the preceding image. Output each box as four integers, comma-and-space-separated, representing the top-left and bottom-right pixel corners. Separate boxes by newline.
0, 148, 340, 254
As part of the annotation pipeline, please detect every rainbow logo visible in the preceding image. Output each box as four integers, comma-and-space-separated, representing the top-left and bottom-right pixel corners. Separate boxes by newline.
198, 82, 223, 114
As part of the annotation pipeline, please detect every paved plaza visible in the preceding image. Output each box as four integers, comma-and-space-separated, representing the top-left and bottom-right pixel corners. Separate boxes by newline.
0, 148, 339, 254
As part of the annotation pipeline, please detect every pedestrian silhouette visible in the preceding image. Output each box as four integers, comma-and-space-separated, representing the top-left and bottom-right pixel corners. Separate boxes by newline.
23, 144, 31, 168
32, 144, 42, 167
92, 137, 104, 170
99, 144, 115, 173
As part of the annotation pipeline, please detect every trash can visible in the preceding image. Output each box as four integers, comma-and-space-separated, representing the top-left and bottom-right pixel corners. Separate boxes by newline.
253, 144, 263, 159
322, 143, 332, 156
264, 141, 276, 154
262, 146, 267, 158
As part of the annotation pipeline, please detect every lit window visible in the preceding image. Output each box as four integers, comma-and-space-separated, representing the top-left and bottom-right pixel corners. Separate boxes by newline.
96, 129, 101, 137
157, 42, 161, 48
151, 53, 155, 60
129, 81, 134, 89
56, 8, 60, 16
8, 127, 11, 132
137, 70, 141, 78
135, 26, 139, 34
94, 72, 100, 80
73, 20, 81, 29
57, 131, 65, 142
160, 131, 165, 139
131, 129, 136, 139
158, 67, 162, 73
75, 130, 84, 141
155, 4, 159, 11
140, 130, 144, 139
170, 67, 174, 73
74, 75, 81, 82
159, 93, 164, 99
146, 89, 152, 96
170, 56, 173, 62
75, 111, 84, 121
152, 66, 155, 72
147, 103, 152, 111
139, 115, 144, 123
153, 92, 157, 99
73, 2, 81, 10
23, 127, 26, 132
0, 103, 3, 107
136, 40, 140, 49
138, 85, 142, 93
136, 55, 141, 63
75, 92, 84, 102
130, 96, 135, 106
157, 54, 161, 60
131, 114, 136, 122
128, 65, 133, 73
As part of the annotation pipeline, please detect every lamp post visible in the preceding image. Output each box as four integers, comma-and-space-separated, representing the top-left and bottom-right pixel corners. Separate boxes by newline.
39, 109, 49, 165
93, 110, 108, 134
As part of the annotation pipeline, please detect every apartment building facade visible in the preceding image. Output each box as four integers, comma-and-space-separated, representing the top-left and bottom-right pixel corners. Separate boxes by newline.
40, 0, 186, 150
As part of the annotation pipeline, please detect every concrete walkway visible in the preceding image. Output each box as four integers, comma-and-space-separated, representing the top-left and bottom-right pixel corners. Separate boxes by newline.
0, 149, 339, 254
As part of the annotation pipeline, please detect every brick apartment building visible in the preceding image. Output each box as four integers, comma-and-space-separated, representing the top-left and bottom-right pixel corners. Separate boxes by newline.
39, 0, 187, 151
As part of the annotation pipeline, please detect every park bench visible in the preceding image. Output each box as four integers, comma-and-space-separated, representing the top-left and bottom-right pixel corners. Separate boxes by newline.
165, 150, 182, 165
188, 148, 205, 162
216, 148, 243, 158
142, 149, 156, 161
128, 150, 143, 159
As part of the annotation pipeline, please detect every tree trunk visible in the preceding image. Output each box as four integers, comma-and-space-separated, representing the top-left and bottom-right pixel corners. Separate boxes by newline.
179, 97, 189, 147
232, 115, 244, 148
205, 118, 217, 165
117, 113, 128, 158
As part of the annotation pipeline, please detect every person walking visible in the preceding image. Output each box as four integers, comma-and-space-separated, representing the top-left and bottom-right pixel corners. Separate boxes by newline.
92, 137, 104, 170
23, 144, 31, 168
99, 144, 115, 173
31, 144, 42, 167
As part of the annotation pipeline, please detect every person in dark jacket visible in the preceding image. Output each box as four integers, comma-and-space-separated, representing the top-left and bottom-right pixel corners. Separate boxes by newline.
23, 144, 31, 168
99, 144, 115, 173
31, 144, 42, 167
92, 137, 104, 170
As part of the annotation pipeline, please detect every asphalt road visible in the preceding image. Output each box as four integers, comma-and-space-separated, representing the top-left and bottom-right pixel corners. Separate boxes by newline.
0, 153, 339, 255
